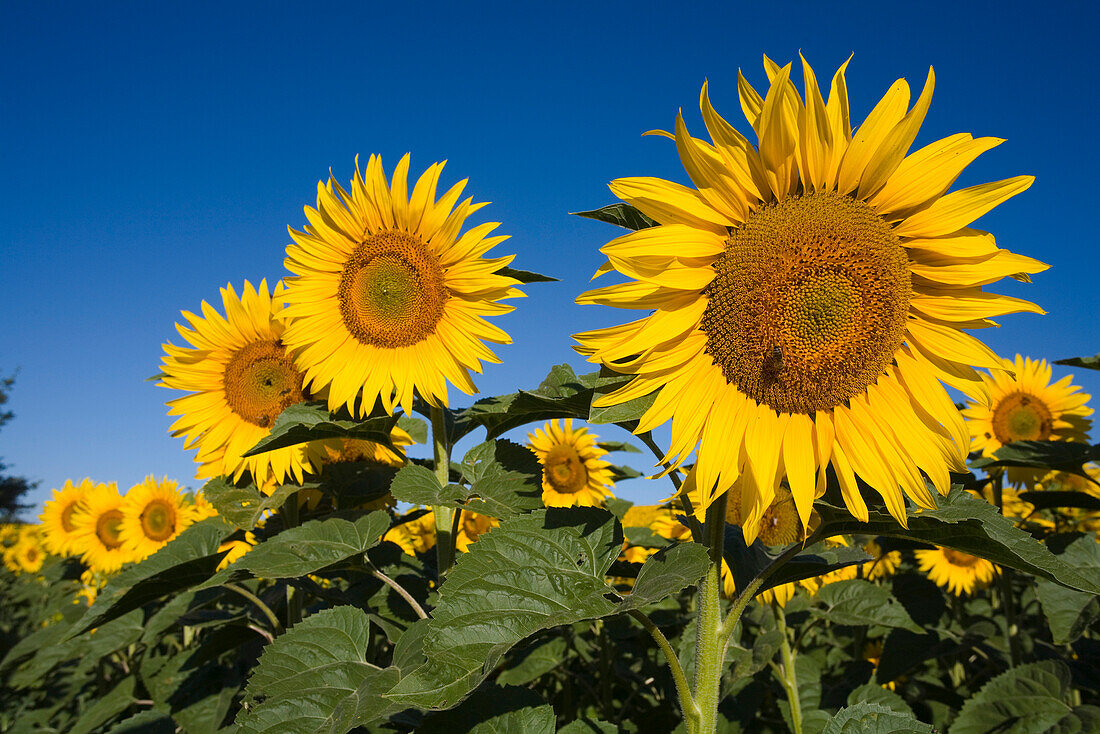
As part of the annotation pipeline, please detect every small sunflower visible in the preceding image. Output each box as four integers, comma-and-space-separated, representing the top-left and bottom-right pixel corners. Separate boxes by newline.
575, 55, 1046, 542
217, 531, 257, 571
188, 491, 220, 523
281, 154, 524, 417
13, 535, 45, 574
861, 539, 901, 580
726, 480, 802, 546
119, 476, 192, 560
384, 510, 437, 556
70, 482, 134, 574
528, 419, 617, 507
455, 511, 499, 553
39, 478, 93, 556
963, 355, 1093, 486
915, 546, 995, 595
160, 280, 324, 487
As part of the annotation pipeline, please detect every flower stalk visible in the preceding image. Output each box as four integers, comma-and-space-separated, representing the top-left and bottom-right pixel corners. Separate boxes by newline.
430, 405, 456, 575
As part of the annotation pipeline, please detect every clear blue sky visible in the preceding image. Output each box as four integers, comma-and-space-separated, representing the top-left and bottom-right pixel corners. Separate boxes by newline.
4, 2, 1098, 516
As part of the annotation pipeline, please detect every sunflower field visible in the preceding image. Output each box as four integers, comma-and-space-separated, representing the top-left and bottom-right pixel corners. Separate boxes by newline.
4, 56, 1100, 734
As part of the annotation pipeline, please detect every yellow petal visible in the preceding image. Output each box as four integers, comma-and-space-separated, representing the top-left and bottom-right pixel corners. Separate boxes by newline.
858, 67, 935, 199
836, 78, 910, 195
893, 176, 1034, 238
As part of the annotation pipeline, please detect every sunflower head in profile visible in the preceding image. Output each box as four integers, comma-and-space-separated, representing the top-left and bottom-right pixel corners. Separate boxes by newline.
528, 419, 617, 508
575, 55, 1047, 541
70, 482, 133, 574
318, 425, 416, 469
281, 154, 524, 418
119, 476, 192, 560
160, 280, 324, 488
915, 546, 996, 596
40, 478, 93, 556
963, 355, 1093, 487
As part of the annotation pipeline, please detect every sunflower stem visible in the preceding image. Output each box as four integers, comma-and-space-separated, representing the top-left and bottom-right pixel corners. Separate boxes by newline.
692, 492, 729, 734
280, 496, 303, 627
991, 473, 1021, 668
774, 604, 804, 734
225, 582, 284, 636
430, 405, 456, 576
628, 609, 698, 728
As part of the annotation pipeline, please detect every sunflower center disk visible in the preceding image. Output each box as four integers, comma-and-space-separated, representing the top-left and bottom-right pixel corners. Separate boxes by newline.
339, 230, 447, 349
992, 391, 1054, 442
942, 548, 982, 568
96, 509, 125, 550
223, 340, 305, 428
141, 500, 177, 542
544, 445, 587, 494
61, 502, 77, 532
701, 191, 911, 414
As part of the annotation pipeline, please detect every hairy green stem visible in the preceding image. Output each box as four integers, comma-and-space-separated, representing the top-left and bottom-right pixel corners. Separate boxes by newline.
775, 605, 803, 734
370, 567, 429, 620
225, 582, 284, 635
430, 405, 456, 576
991, 474, 1021, 667
692, 491, 729, 734
628, 609, 698, 727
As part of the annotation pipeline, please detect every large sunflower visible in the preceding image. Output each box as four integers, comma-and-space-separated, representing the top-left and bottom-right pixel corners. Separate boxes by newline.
963, 355, 1092, 487
281, 154, 524, 417
915, 546, 995, 596
119, 476, 192, 560
39, 478, 92, 556
528, 419, 617, 507
70, 482, 134, 574
160, 280, 324, 487
575, 55, 1046, 541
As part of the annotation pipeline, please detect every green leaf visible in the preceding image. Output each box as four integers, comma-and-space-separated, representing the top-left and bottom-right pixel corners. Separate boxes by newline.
454, 364, 595, 441
972, 440, 1100, 478
587, 372, 658, 427
723, 529, 870, 595
813, 580, 922, 632
459, 440, 545, 518
385, 508, 623, 709
388, 463, 468, 506
11, 609, 145, 688
496, 266, 558, 284
558, 721, 618, 734
572, 202, 659, 231
822, 702, 933, 734
817, 488, 1100, 595
202, 477, 300, 530
200, 512, 390, 588
236, 606, 402, 734
417, 685, 555, 733
495, 636, 568, 686
951, 660, 1088, 734
1054, 353, 1100, 371
597, 440, 642, 454
397, 414, 429, 444
68, 676, 135, 734
846, 683, 915, 717
618, 543, 709, 612
1036, 535, 1100, 644
243, 402, 397, 456
71, 518, 233, 635
106, 711, 176, 734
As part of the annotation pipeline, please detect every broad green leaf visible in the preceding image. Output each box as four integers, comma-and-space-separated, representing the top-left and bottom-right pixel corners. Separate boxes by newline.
200, 512, 390, 588
495, 636, 568, 686
1055, 353, 1100, 371
818, 488, 1100, 594
496, 266, 558, 284
972, 440, 1100, 478
618, 543, 709, 612
1019, 490, 1100, 511
587, 372, 658, 426
107, 710, 176, 734
243, 402, 397, 456
417, 686, 555, 733
391, 618, 430, 676
68, 676, 135, 734
397, 414, 429, 444
822, 702, 932, 734
572, 202, 659, 230
388, 463, 468, 507
454, 364, 594, 441
385, 508, 623, 709
71, 518, 233, 635
1036, 535, 1100, 644
846, 683, 915, 717
0, 602, 83, 672
951, 660, 1087, 734
202, 476, 300, 530
813, 580, 922, 632
458, 440, 545, 518
11, 609, 144, 688
558, 721, 618, 734
724, 529, 870, 595
237, 606, 401, 734
597, 440, 642, 454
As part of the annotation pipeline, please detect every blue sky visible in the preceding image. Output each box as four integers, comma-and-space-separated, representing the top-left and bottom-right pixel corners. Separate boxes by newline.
3, 2, 1098, 515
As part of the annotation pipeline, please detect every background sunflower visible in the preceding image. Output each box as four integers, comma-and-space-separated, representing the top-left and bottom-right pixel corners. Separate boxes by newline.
528, 419, 616, 507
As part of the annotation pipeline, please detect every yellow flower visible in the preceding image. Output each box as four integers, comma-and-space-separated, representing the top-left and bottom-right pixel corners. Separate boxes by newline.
963, 355, 1093, 487
281, 155, 524, 417
527, 419, 616, 507
384, 510, 437, 556
756, 580, 797, 607
217, 532, 257, 571
188, 491, 220, 522
5, 531, 45, 574
455, 511, 499, 553
726, 480, 802, 547
160, 280, 324, 487
575, 55, 1045, 542
861, 539, 901, 580
39, 478, 93, 556
862, 640, 897, 690
915, 546, 996, 595
119, 476, 192, 560
69, 482, 134, 574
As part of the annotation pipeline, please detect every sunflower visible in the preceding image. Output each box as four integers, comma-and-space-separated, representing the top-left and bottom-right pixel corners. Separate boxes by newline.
963, 355, 1093, 487
39, 478, 93, 556
70, 482, 133, 574
317, 424, 414, 468
756, 581, 797, 607
384, 510, 437, 557
528, 419, 617, 507
861, 539, 901, 580
160, 280, 324, 487
726, 479, 802, 546
119, 476, 192, 560
281, 154, 524, 417
217, 531, 257, 571
188, 491, 220, 522
12, 535, 45, 574
455, 511, 499, 553
574, 55, 1046, 542
915, 546, 995, 595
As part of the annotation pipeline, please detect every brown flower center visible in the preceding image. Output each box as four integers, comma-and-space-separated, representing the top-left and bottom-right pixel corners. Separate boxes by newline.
702, 192, 911, 413
544, 445, 587, 494
991, 391, 1054, 443
140, 499, 177, 542
223, 340, 304, 428
61, 501, 78, 532
338, 230, 447, 348
942, 548, 982, 568
96, 510, 125, 550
